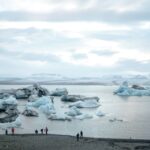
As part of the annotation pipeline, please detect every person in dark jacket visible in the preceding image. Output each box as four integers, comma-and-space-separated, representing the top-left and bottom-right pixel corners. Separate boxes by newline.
80, 130, 83, 138
76, 133, 79, 141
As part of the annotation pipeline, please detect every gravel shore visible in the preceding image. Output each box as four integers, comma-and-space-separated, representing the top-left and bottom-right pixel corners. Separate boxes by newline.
0, 134, 150, 150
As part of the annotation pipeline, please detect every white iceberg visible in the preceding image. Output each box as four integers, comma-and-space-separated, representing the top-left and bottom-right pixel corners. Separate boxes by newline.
39, 103, 55, 115
69, 100, 100, 108
0, 96, 17, 107
114, 81, 150, 96
0, 96, 18, 109
96, 110, 105, 117
27, 96, 55, 115
75, 114, 93, 120
50, 88, 68, 96
65, 106, 82, 117
0, 116, 21, 129
27, 96, 51, 107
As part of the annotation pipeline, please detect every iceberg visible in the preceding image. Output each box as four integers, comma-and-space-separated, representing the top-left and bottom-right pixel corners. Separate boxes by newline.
114, 81, 150, 96
61, 95, 99, 102
0, 96, 19, 123
22, 106, 38, 117
69, 100, 100, 108
15, 83, 50, 99
39, 103, 55, 115
65, 106, 82, 117
0, 116, 22, 129
27, 96, 51, 107
27, 96, 55, 115
0, 96, 18, 106
50, 88, 68, 96
96, 110, 105, 117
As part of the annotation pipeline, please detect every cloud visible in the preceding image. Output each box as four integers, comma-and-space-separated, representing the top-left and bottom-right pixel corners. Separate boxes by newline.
0, 0, 150, 76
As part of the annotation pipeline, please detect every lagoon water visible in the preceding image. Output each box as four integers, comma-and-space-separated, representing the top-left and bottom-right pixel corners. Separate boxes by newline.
0, 85, 150, 139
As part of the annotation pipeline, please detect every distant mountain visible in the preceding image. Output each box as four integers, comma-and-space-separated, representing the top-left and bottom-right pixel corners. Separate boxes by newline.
0, 74, 149, 85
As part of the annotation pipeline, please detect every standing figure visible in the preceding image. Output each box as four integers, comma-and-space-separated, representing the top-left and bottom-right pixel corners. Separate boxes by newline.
5, 129, 8, 135
76, 133, 79, 141
41, 129, 43, 134
35, 129, 38, 134
80, 131, 83, 138
11, 127, 15, 135
45, 127, 48, 135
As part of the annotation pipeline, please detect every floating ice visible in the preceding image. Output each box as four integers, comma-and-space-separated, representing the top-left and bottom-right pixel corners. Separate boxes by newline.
0, 116, 21, 129
114, 81, 150, 96
39, 103, 55, 115
27, 96, 51, 107
50, 88, 68, 96
27, 96, 55, 115
22, 106, 38, 117
0, 96, 17, 107
96, 110, 105, 117
69, 100, 100, 108
65, 106, 82, 117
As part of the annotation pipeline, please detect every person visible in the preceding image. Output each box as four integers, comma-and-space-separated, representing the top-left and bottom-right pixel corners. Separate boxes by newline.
80, 130, 83, 138
5, 129, 8, 135
41, 129, 43, 134
35, 129, 38, 134
45, 127, 48, 135
11, 127, 15, 135
76, 133, 79, 141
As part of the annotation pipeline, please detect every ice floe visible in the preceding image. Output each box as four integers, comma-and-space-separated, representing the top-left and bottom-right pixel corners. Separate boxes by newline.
114, 81, 150, 96
69, 100, 100, 108
65, 106, 82, 117
50, 88, 68, 96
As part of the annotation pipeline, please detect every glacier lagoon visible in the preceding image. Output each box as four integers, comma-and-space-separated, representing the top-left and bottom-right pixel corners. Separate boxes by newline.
0, 85, 150, 139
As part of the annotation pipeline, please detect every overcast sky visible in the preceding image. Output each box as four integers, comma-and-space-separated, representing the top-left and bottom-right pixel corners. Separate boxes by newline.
0, 0, 150, 77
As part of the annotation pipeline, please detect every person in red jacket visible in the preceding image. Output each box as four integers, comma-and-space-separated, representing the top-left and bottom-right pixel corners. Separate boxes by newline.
11, 127, 15, 135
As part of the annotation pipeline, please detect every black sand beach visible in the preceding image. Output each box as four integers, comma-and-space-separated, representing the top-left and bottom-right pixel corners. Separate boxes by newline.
0, 134, 150, 150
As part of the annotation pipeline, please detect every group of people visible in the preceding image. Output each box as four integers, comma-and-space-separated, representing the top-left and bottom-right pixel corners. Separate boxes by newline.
5, 127, 83, 141
5, 127, 15, 135
35, 127, 48, 135
76, 130, 83, 141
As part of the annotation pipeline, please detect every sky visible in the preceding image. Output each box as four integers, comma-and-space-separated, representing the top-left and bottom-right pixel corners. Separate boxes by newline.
0, 0, 150, 77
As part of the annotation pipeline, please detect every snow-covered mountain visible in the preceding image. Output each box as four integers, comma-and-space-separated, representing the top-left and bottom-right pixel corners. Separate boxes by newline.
0, 74, 150, 85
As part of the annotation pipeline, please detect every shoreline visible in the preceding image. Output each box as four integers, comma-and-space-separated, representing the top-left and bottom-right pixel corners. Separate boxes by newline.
0, 134, 150, 150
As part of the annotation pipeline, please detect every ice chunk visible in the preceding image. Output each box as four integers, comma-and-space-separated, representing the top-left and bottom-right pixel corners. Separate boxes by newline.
0, 96, 18, 106
96, 110, 105, 117
39, 103, 55, 115
27, 96, 51, 107
22, 106, 38, 117
65, 106, 82, 117
114, 82, 150, 96
50, 88, 68, 96
61, 95, 99, 102
69, 100, 100, 108
0, 116, 21, 129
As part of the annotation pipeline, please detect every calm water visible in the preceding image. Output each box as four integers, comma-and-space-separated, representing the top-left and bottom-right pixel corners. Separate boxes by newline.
0, 85, 150, 139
